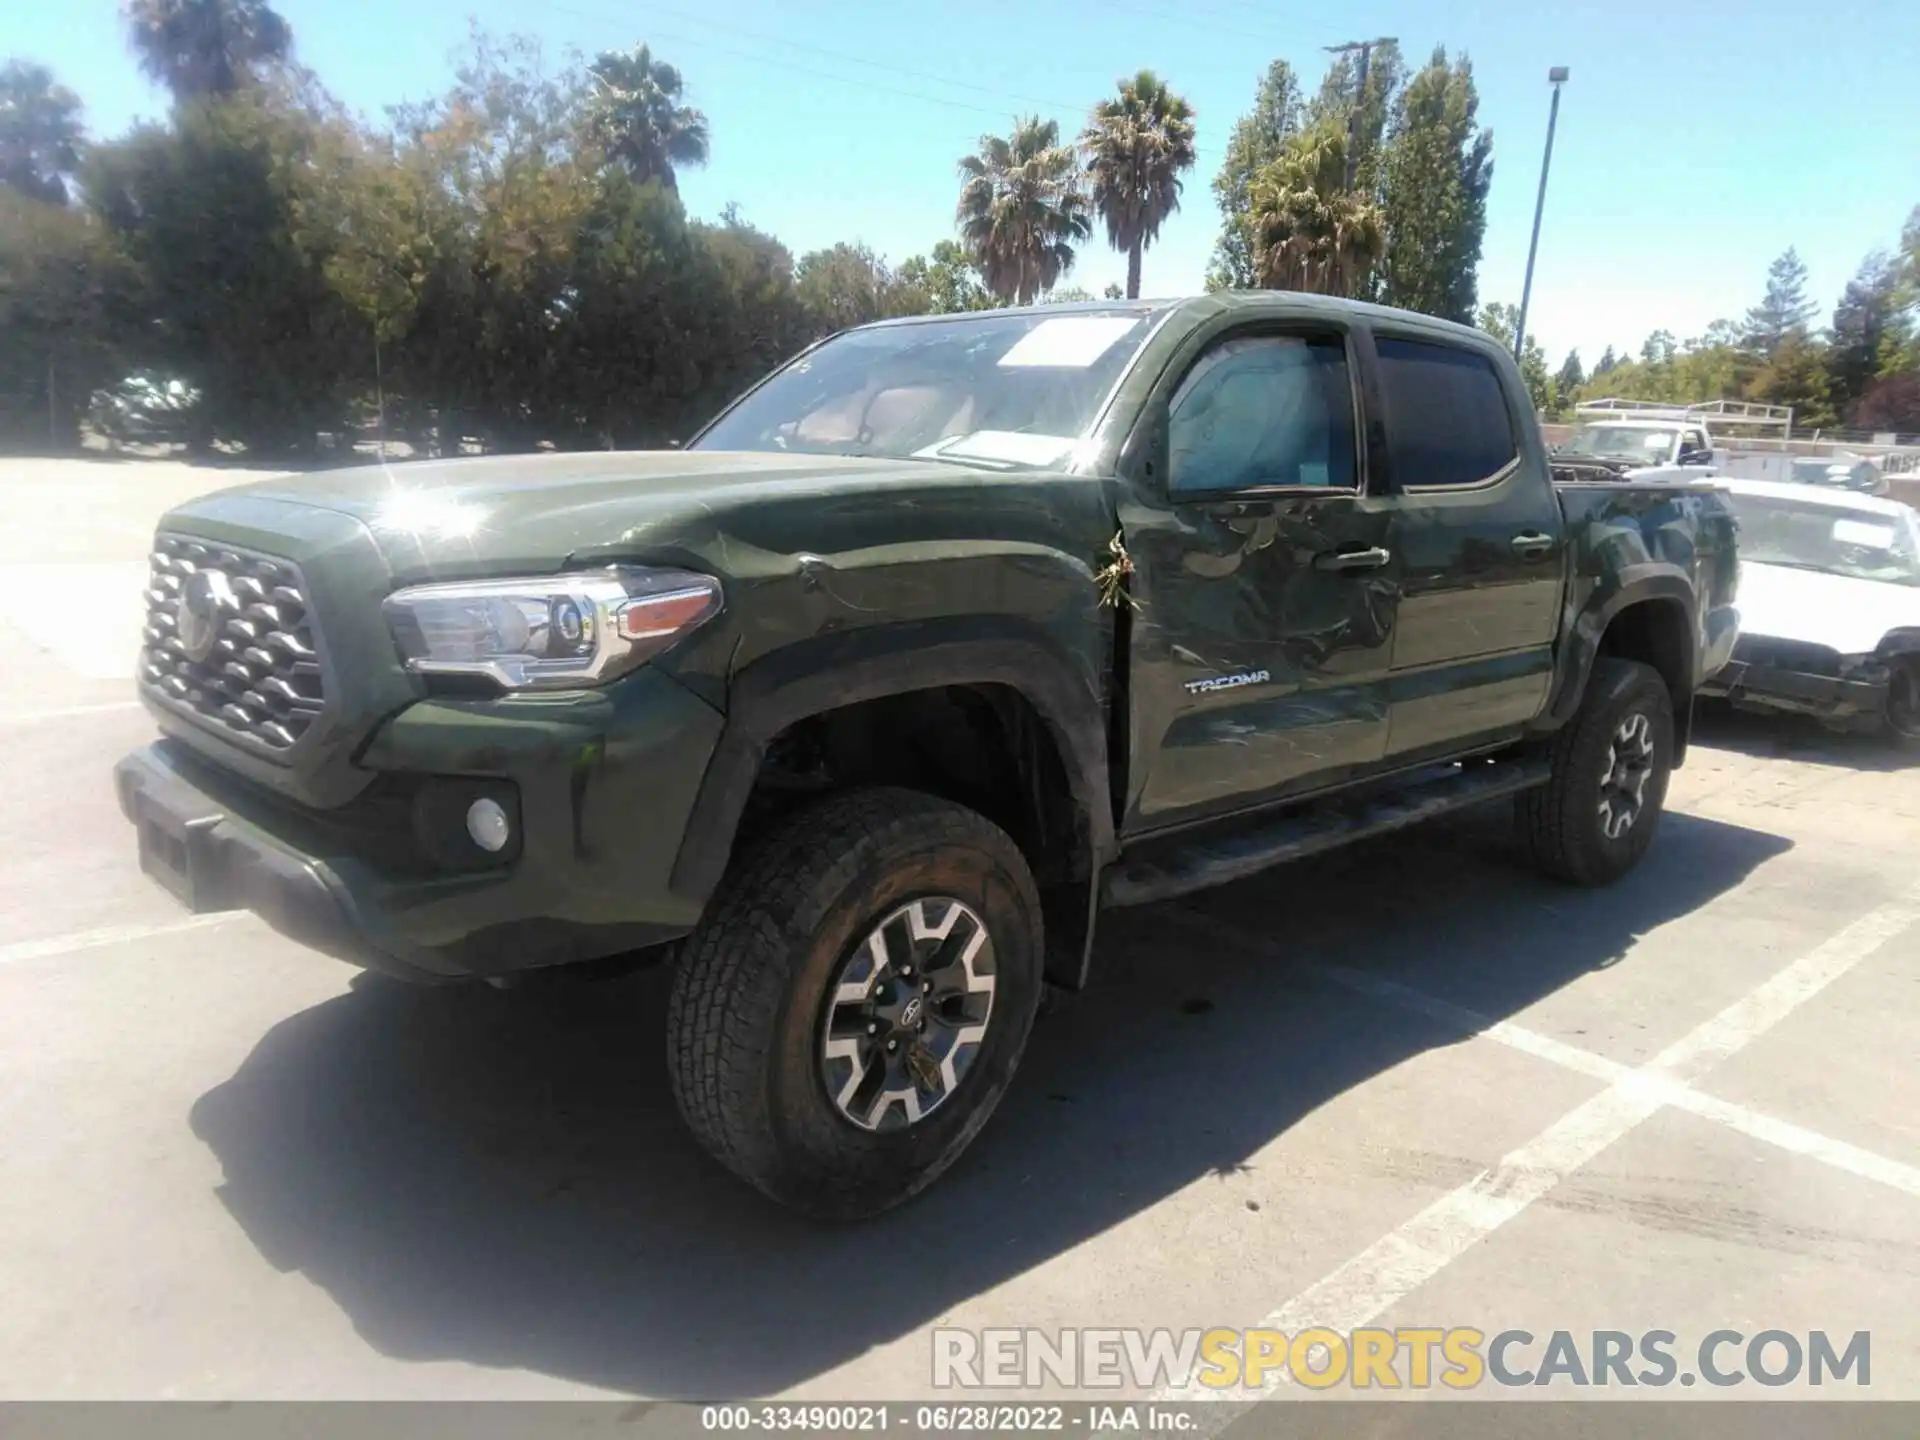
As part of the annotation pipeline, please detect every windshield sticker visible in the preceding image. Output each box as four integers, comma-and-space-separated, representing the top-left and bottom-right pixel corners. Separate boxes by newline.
914, 430, 1079, 466
1832, 519, 1898, 549
996, 316, 1140, 369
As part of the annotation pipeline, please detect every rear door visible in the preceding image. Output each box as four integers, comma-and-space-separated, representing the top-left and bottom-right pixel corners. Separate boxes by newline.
1367, 331, 1565, 760
1116, 318, 1398, 832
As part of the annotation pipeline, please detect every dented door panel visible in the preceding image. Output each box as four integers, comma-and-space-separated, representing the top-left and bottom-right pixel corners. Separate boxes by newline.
1118, 490, 1396, 831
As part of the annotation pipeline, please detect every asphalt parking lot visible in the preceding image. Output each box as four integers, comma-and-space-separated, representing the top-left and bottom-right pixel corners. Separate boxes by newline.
0, 456, 1915, 1403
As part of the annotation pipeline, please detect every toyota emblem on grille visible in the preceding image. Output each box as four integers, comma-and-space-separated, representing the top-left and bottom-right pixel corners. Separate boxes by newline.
176, 569, 238, 663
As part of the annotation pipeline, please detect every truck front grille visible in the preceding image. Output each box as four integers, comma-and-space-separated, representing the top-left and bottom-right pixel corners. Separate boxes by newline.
139, 534, 327, 756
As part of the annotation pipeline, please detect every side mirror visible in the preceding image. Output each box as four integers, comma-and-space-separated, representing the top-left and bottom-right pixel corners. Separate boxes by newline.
1680, 450, 1712, 466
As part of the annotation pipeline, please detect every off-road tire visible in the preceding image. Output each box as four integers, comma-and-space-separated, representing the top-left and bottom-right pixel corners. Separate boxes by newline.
666, 787, 1043, 1219
1519, 658, 1675, 886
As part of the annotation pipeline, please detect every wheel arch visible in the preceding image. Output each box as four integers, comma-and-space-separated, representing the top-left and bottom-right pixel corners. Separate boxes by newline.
670, 620, 1115, 985
1542, 576, 1698, 762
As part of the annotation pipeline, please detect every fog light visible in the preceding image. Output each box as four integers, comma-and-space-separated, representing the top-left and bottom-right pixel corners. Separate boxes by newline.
465, 797, 511, 852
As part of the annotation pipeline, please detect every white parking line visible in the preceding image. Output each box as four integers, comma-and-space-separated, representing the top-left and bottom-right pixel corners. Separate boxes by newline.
1651, 903, 1918, 1080
1153, 902, 1919, 1421
0, 912, 244, 968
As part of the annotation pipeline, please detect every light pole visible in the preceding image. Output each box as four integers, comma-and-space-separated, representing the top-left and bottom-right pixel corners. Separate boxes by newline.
1514, 66, 1569, 363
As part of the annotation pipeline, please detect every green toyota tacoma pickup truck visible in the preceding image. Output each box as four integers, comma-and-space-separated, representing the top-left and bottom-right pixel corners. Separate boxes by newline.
116, 294, 1740, 1217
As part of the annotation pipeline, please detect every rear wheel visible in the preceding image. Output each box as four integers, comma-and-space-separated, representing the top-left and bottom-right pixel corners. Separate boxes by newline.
666, 787, 1043, 1219
1519, 658, 1675, 886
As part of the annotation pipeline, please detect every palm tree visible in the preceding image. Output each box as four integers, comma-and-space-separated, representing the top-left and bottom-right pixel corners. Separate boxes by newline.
1080, 70, 1196, 300
120, 0, 292, 101
0, 61, 85, 205
1248, 124, 1383, 297
956, 116, 1090, 306
585, 45, 710, 192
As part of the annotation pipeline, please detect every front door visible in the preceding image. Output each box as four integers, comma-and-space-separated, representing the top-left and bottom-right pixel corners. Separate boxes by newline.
1118, 325, 1399, 832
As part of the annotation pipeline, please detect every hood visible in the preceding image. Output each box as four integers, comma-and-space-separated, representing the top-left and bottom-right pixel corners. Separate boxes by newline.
1736, 561, 1920, 654
169, 450, 1061, 581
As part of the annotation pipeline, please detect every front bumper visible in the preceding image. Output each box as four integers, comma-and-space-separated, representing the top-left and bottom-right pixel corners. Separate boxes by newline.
1699, 657, 1888, 729
115, 667, 728, 981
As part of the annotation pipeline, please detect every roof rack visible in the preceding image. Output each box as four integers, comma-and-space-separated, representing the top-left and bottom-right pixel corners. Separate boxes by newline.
1573, 398, 1795, 431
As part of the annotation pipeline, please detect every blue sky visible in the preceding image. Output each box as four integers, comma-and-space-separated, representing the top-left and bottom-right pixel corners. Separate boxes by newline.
6, 0, 1917, 368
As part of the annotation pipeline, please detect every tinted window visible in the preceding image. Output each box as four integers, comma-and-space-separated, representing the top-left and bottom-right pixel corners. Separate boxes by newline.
1376, 337, 1518, 487
1166, 334, 1356, 496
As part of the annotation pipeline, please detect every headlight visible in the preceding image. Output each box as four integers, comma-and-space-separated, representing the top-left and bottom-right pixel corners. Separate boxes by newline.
383, 566, 721, 690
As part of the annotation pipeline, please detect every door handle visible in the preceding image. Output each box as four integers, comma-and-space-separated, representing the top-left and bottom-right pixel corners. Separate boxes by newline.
1510, 531, 1557, 559
1313, 545, 1392, 573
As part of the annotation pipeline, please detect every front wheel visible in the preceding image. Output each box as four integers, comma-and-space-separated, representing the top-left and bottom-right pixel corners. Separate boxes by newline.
1882, 656, 1920, 748
666, 787, 1043, 1219
1519, 658, 1675, 886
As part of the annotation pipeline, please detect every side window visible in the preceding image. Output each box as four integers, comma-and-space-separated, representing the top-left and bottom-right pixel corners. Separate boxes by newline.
1375, 337, 1519, 488
1166, 334, 1356, 497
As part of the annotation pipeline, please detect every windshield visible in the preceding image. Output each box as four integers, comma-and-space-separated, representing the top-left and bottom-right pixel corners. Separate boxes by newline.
1729, 493, 1920, 586
693, 309, 1159, 469
1565, 425, 1675, 462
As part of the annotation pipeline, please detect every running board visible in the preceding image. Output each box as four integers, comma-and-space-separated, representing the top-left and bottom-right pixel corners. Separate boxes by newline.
1101, 757, 1552, 909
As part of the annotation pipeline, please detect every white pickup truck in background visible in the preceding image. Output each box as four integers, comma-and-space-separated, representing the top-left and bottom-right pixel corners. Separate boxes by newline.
1553, 398, 1892, 495
1552, 398, 1794, 484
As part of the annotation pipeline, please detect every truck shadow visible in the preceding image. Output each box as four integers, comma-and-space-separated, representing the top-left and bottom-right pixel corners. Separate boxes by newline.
1691, 702, 1915, 772
188, 807, 1789, 1398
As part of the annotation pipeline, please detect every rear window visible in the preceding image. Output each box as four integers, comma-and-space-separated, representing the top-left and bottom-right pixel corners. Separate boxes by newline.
1376, 337, 1519, 488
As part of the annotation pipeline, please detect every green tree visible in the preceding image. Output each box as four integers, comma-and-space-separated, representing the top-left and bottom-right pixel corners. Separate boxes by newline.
120, 0, 293, 101
583, 44, 709, 193
1592, 345, 1620, 378
1827, 251, 1906, 422
895, 239, 994, 314
1742, 247, 1816, 359
1553, 349, 1584, 415
0, 61, 85, 205
1304, 40, 1403, 200
380, 30, 605, 449
794, 242, 927, 334
85, 87, 364, 453
0, 189, 141, 447
955, 115, 1090, 306
1205, 60, 1300, 290
1080, 70, 1195, 300
1374, 48, 1491, 321
1854, 373, 1920, 432
1247, 122, 1383, 297
1749, 328, 1834, 431
1477, 301, 1549, 412
1571, 329, 1756, 411
1893, 206, 1920, 374
686, 205, 811, 416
